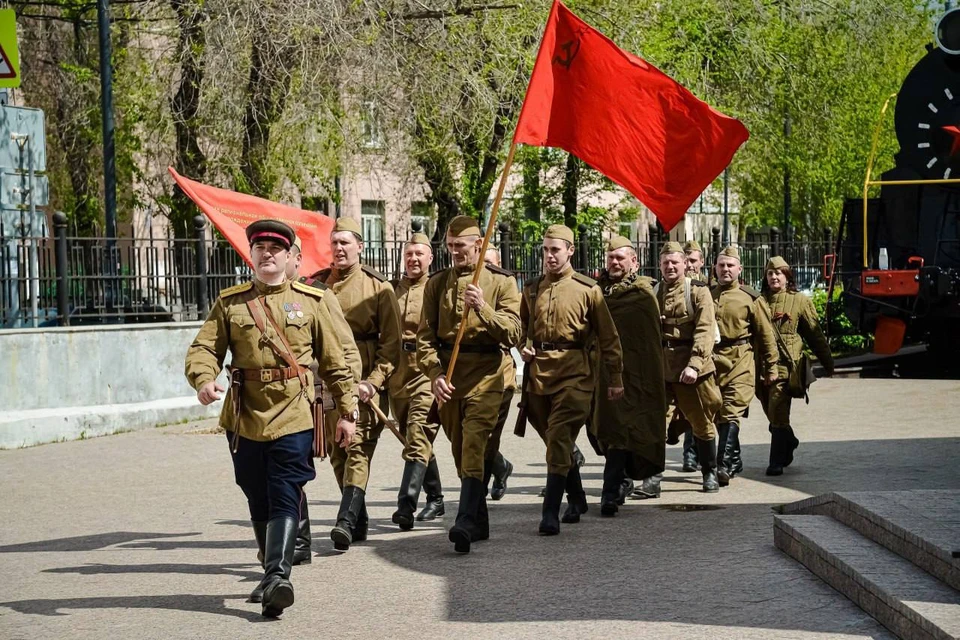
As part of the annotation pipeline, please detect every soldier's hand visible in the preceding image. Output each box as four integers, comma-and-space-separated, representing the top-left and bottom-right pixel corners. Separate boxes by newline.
463, 284, 486, 311
358, 380, 377, 403
335, 418, 356, 448
765, 372, 779, 385
679, 367, 699, 385
607, 386, 625, 400
197, 381, 224, 405
433, 375, 455, 404
520, 346, 536, 362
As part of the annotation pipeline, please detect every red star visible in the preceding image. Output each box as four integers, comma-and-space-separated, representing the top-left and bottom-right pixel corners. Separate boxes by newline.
942, 125, 960, 157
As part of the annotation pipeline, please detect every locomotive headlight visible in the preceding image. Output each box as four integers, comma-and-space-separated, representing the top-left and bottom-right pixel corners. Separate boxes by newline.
936, 8, 960, 55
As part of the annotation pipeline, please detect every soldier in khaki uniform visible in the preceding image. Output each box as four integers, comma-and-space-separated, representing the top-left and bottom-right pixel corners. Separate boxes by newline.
307, 218, 402, 551
654, 241, 722, 493
185, 220, 358, 618
389, 233, 444, 529
711, 246, 779, 485
417, 216, 522, 554
759, 256, 834, 476
483, 246, 517, 501
678, 239, 706, 472
520, 225, 623, 536
284, 236, 362, 564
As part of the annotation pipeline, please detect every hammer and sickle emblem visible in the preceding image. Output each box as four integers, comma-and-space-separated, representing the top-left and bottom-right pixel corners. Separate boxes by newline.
553, 39, 581, 69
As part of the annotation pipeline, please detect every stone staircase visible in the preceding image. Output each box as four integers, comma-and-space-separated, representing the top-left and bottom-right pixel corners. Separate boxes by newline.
774, 491, 960, 640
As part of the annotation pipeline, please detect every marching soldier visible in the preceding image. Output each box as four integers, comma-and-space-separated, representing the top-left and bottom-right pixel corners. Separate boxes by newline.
308, 218, 402, 551
283, 236, 362, 565
185, 220, 358, 618
679, 239, 706, 472
417, 216, 522, 554
591, 236, 666, 516
759, 256, 835, 475
520, 225, 623, 536
483, 245, 517, 501
653, 241, 721, 494
389, 233, 444, 529
711, 246, 779, 485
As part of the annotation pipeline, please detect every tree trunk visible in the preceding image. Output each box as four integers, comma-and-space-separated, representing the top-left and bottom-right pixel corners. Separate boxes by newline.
563, 153, 580, 229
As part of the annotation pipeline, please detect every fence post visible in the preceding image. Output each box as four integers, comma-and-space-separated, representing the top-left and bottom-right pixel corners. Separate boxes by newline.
649, 224, 660, 270
194, 215, 209, 319
770, 226, 781, 257
53, 211, 70, 326
498, 221, 510, 270
411, 219, 422, 233
711, 226, 721, 261
577, 223, 589, 273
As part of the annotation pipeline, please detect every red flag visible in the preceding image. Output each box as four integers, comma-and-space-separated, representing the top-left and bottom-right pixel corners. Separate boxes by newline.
514, 1, 749, 231
169, 168, 334, 276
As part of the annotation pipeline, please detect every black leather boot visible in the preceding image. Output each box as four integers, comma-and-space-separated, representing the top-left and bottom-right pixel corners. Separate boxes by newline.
766, 425, 796, 476
728, 423, 743, 475
696, 437, 720, 493
393, 461, 427, 531
716, 423, 732, 487
330, 485, 364, 551
682, 429, 699, 472
539, 473, 566, 535
489, 452, 514, 501
449, 477, 485, 553
260, 516, 297, 618
249, 520, 268, 603
561, 466, 588, 523
354, 500, 368, 542
632, 473, 661, 499
601, 449, 627, 516
416, 457, 445, 521
293, 493, 312, 565
783, 425, 800, 467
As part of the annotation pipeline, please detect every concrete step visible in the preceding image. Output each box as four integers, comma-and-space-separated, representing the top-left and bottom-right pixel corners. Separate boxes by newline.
775, 515, 960, 640
781, 491, 960, 592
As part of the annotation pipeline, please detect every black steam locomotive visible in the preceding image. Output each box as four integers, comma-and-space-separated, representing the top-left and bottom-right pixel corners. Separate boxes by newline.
840, 9, 960, 357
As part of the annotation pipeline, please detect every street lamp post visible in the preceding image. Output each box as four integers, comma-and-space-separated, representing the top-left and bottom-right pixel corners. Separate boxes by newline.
97, 0, 117, 244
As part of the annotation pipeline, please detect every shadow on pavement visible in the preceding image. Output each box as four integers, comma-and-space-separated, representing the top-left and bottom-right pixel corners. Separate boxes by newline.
0, 532, 201, 554
43, 563, 263, 583
0, 594, 266, 622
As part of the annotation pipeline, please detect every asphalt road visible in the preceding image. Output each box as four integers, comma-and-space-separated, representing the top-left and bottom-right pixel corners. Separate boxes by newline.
1, 377, 958, 639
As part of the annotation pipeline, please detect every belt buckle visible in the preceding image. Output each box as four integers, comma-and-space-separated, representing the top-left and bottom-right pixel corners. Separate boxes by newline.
403, 342, 416, 353
540, 342, 555, 351
260, 370, 273, 383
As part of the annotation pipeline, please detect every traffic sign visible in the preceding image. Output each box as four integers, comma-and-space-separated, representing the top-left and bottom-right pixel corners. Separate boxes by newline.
0, 9, 19, 89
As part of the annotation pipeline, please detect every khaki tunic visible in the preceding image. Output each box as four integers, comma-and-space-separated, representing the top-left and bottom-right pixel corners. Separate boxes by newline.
417, 263, 522, 479
521, 268, 623, 475
711, 282, 779, 425
758, 290, 835, 427
185, 279, 358, 442
311, 262, 401, 490
389, 273, 439, 464
591, 270, 666, 480
656, 277, 720, 440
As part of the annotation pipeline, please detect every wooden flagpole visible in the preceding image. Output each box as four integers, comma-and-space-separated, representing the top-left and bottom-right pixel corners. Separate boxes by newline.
443, 141, 519, 385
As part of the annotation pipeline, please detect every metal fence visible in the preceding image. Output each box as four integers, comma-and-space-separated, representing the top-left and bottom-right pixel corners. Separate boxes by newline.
0, 215, 843, 328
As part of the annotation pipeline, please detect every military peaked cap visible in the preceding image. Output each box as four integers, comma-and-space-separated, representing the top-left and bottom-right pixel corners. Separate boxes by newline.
246, 220, 295, 250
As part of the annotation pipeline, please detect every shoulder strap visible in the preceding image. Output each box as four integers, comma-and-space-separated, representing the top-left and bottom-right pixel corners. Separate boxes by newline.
526, 276, 543, 342
246, 297, 309, 390
683, 277, 692, 317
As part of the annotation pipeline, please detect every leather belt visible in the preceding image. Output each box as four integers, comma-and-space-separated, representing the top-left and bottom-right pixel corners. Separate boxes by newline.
353, 332, 380, 342
237, 366, 303, 383
401, 340, 417, 353
534, 341, 584, 351
662, 338, 694, 347
437, 340, 502, 354
718, 337, 751, 348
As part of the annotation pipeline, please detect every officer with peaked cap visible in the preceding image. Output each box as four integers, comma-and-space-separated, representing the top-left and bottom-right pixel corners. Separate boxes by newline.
307, 217, 402, 551
711, 246, 779, 485
417, 215, 522, 553
185, 219, 359, 617
520, 224, 623, 535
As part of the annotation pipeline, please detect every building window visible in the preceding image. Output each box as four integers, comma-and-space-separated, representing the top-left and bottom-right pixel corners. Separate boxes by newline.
361, 100, 383, 149
361, 200, 385, 243
410, 201, 436, 238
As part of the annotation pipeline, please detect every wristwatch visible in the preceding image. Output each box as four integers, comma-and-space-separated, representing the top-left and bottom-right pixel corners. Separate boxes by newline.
340, 409, 359, 422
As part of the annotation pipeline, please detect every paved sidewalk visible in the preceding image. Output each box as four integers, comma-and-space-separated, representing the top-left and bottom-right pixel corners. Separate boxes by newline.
1, 378, 958, 639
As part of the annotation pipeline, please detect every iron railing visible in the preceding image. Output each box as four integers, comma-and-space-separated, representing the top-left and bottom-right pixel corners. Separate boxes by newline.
0, 215, 844, 328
